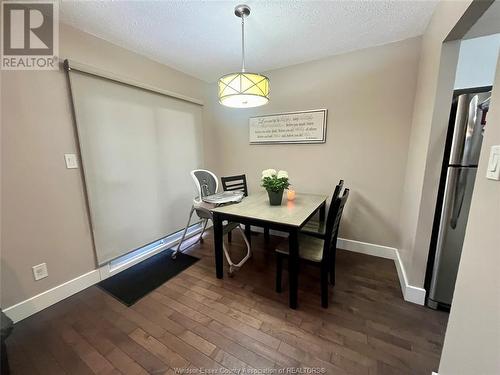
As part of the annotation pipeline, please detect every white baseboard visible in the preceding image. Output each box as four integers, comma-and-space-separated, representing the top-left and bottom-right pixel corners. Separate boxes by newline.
4, 230, 426, 323
337, 238, 395, 259
3, 269, 101, 323
393, 249, 426, 305
4, 227, 205, 323
248, 229, 426, 305
338, 238, 426, 305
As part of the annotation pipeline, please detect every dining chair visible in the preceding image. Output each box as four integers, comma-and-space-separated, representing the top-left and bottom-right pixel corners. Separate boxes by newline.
221, 174, 249, 196
301, 180, 344, 284
300, 179, 344, 238
275, 188, 349, 308
221, 174, 270, 243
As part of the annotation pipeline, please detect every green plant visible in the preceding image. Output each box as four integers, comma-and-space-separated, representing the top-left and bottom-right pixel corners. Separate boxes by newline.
261, 169, 290, 192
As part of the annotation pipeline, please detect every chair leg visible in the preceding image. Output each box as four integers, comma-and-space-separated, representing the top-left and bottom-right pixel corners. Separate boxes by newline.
1, 339, 9, 375
321, 262, 329, 308
330, 247, 337, 286
198, 219, 208, 244
224, 226, 252, 276
276, 254, 283, 293
264, 227, 270, 243
227, 230, 232, 243
172, 206, 195, 259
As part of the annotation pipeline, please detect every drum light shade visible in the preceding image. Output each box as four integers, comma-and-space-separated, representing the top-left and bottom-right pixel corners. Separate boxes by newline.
218, 5, 269, 109
218, 72, 269, 108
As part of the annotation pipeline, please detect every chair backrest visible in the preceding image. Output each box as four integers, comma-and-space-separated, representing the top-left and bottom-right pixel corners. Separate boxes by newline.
191, 169, 218, 199
331, 179, 344, 202
322, 188, 349, 263
221, 174, 248, 196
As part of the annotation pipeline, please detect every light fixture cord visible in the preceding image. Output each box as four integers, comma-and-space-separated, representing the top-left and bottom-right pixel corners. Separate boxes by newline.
241, 14, 246, 72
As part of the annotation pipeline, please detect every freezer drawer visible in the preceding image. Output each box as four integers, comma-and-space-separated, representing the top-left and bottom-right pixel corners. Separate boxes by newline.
428, 167, 477, 307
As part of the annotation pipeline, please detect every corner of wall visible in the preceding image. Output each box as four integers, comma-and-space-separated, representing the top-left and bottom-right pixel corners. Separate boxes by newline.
396, 0, 471, 289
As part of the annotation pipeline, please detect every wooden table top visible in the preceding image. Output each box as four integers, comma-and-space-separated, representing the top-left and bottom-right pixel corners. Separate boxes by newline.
211, 191, 327, 227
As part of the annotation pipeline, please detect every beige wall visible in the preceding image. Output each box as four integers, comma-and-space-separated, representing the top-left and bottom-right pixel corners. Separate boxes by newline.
465, 0, 500, 39
1, 24, 205, 308
397, 0, 474, 287
204, 38, 422, 248
438, 54, 500, 375
0, 23, 422, 308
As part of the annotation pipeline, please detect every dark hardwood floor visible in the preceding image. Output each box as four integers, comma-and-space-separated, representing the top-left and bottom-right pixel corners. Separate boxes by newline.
5, 231, 448, 374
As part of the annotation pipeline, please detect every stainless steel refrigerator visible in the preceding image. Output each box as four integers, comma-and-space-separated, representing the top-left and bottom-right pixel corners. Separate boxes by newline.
427, 90, 490, 309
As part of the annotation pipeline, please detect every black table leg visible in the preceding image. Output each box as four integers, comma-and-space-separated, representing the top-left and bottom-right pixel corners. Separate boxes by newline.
213, 213, 224, 279
264, 227, 270, 243
319, 202, 326, 222
288, 228, 299, 309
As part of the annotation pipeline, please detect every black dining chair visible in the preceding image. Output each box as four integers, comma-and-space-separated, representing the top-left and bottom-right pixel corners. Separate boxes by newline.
275, 188, 349, 308
300, 179, 344, 239
221, 174, 249, 196
221, 174, 270, 243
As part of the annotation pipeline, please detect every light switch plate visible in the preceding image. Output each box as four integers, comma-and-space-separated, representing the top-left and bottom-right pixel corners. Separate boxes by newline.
32, 263, 48, 281
64, 153, 78, 169
486, 145, 500, 181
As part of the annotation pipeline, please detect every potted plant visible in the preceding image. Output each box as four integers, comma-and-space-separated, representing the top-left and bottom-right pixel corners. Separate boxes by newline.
261, 169, 290, 206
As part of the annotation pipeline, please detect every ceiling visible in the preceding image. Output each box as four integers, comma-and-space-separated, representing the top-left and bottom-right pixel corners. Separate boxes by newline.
60, 0, 438, 82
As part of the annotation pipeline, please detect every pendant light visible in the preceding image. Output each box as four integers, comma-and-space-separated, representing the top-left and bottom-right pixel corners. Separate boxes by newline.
218, 4, 270, 108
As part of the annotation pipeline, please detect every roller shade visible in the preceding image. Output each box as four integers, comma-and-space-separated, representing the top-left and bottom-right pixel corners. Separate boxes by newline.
68, 68, 203, 265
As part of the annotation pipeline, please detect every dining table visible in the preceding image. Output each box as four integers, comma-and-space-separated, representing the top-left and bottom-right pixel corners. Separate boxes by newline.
210, 191, 328, 309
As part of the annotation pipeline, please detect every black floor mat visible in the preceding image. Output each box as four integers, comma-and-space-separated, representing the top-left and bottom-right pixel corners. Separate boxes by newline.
98, 249, 199, 306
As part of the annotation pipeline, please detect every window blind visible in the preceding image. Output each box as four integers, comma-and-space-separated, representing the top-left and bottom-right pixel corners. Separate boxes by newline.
68, 69, 203, 265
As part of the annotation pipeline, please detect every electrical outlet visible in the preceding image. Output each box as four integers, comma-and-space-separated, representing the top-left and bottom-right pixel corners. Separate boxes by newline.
32, 263, 48, 281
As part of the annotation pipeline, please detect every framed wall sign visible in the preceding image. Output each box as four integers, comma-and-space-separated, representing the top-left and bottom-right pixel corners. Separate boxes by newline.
249, 109, 327, 144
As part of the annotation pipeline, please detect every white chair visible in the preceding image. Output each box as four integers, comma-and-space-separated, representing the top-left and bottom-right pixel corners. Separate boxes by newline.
172, 169, 251, 276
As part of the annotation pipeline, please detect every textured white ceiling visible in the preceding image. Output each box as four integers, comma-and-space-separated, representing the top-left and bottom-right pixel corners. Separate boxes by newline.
60, 0, 438, 82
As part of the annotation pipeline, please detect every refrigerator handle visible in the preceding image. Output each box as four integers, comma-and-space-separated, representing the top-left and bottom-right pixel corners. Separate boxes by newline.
449, 95, 469, 165
450, 169, 467, 229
